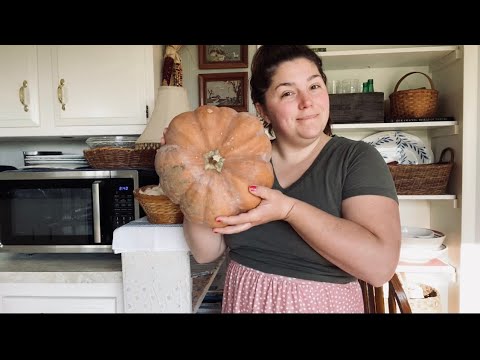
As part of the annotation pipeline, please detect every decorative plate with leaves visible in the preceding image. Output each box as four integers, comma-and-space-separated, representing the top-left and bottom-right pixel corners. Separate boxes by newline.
362, 131, 434, 164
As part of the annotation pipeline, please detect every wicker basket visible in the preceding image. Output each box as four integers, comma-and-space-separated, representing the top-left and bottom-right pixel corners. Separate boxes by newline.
408, 284, 442, 313
389, 72, 439, 119
133, 185, 183, 224
84, 147, 156, 169
388, 148, 454, 195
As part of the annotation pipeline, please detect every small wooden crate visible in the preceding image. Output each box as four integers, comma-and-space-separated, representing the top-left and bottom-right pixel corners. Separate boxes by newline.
329, 92, 385, 124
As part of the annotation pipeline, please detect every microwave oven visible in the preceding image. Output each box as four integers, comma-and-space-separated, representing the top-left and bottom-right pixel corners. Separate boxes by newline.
0, 169, 158, 253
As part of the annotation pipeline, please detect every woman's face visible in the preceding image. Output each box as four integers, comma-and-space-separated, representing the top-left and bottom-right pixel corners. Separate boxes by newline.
260, 58, 329, 143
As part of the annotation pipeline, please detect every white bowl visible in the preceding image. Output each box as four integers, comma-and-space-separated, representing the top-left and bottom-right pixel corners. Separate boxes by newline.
401, 229, 446, 249
401, 226, 434, 238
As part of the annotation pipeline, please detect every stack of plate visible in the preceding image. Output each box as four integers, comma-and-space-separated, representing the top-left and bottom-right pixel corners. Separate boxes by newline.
400, 226, 447, 263
23, 151, 89, 169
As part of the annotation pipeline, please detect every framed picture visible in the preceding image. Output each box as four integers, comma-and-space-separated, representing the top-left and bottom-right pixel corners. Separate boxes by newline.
199, 72, 249, 112
198, 45, 248, 69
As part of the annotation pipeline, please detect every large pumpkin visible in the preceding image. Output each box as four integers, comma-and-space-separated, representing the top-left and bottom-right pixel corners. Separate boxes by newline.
156, 105, 274, 228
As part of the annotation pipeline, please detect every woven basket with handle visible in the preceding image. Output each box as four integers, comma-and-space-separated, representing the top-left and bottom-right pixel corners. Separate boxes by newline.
389, 72, 439, 119
388, 147, 454, 195
133, 185, 183, 224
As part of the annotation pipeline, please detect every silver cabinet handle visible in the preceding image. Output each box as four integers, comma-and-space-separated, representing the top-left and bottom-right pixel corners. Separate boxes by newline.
18, 80, 29, 112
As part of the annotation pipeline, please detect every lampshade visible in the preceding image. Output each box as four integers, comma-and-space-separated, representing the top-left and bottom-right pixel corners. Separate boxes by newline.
136, 86, 190, 149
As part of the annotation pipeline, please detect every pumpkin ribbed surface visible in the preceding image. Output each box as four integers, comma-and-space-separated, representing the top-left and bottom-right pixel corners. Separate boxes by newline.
156, 105, 274, 228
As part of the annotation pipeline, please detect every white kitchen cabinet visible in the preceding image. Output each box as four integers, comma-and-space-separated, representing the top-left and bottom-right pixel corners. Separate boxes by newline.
0, 45, 161, 137
0, 46, 40, 128
0, 253, 124, 313
0, 282, 124, 313
307, 45, 470, 312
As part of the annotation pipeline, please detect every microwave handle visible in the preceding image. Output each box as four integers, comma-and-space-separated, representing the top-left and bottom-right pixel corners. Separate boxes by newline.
92, 181, 102, 244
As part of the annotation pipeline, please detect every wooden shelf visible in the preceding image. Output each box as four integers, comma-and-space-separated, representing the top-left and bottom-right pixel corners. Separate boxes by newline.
309, 46, 459, 70
398, 195, 458, 208
397, 258, 456, 282
332, 121, 457, 132
398, 195, 456, 200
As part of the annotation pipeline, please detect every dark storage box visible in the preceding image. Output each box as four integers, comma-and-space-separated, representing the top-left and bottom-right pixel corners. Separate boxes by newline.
330, 92, 385, 124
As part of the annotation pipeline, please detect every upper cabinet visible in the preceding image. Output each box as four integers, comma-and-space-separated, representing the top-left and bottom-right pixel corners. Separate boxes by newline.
0, 45, 160, 137
0, 46, 40, 128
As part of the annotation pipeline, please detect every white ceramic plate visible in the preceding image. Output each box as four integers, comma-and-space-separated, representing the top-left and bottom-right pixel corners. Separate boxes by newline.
362, 131, 434, 164
24, 155, 85, 160
400, 244, 447, 263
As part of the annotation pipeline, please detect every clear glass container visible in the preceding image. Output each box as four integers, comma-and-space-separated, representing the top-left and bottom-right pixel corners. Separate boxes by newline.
85, 136, 138, 149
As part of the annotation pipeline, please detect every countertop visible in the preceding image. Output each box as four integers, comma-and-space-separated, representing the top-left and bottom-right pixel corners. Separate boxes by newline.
0, 253, 122, 283
0, 252, 224, 312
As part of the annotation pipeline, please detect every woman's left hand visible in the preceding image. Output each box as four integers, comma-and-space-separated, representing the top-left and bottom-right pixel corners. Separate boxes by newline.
213, 185, 296, 234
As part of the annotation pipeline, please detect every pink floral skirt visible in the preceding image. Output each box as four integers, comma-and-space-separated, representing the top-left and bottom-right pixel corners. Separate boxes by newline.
222, 260, 364, 313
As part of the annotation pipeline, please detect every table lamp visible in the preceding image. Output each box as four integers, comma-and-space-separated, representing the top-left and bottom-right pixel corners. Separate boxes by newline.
135, 85, 190, 150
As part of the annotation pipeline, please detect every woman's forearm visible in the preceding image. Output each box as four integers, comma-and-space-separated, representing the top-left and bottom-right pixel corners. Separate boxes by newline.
183, 217, 226, 263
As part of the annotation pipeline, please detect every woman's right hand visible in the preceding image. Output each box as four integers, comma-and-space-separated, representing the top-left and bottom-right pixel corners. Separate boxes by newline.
160, 127, 169, 146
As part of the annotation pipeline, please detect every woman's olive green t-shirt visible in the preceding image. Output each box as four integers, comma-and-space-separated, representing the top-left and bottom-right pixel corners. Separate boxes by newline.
224, 135, 398, 284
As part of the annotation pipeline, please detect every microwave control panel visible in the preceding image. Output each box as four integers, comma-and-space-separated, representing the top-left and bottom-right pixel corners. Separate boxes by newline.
112, 180, 135, 230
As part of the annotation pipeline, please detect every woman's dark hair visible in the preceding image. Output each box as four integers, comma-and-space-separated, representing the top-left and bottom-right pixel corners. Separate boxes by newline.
250, 45, 332, 137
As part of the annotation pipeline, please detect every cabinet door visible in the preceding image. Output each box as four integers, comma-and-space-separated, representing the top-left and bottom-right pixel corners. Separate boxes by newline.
0, 282, 124, 313
0, 45, 40, 128
2, 296, 118, 313
52, 45, 148, 127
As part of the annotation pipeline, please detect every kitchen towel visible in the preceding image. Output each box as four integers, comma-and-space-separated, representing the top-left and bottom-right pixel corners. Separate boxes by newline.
112, 217, 189, 254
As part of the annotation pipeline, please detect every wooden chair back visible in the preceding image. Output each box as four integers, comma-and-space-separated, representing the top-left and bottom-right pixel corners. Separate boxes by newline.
359, 273, 412, 314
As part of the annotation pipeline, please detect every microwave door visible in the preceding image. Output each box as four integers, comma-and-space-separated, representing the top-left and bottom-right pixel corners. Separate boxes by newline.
0, 180, 97, 246
0, 173, 136, 252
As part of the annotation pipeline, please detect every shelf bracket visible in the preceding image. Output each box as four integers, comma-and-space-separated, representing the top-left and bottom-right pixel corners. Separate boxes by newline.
453, 196, 462, 209
453, 198, 460, 209
430, 46, 463, 73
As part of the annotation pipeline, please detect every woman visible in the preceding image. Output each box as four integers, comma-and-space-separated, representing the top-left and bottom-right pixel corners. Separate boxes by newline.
183, 45, 401, 313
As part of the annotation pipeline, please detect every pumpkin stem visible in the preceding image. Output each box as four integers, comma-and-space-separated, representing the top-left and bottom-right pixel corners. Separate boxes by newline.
204, 149, 224, 172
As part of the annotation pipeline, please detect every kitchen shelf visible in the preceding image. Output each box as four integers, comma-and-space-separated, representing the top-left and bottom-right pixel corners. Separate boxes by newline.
397, 258, 455, 274
310, 46, 459, 70
398, 195, 458, 208
397, 258, 456, 282
398, 195, 456, 200
332, 121, 458, 132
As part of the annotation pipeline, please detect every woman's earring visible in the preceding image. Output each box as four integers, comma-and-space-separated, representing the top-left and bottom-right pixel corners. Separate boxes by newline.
259, 117, 275, 140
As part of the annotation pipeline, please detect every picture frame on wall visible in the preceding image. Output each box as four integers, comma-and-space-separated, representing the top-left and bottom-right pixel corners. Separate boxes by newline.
198, 45, 248, 69
199, 72, 249, 112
